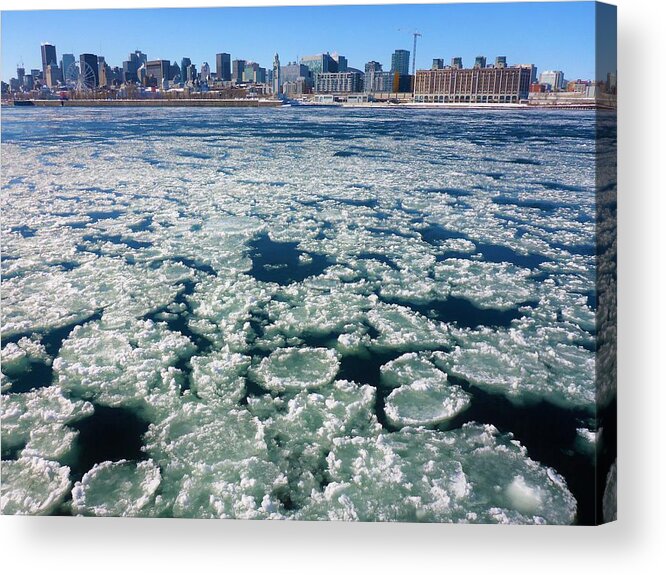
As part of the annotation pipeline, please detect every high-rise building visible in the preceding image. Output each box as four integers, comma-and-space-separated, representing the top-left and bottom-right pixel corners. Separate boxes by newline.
79, 54, 99, 89
41, 43, 57, 78
332, 54, 348, 72
186, 64, 197, 83
301, 53, 337, 77
98, 56, 109, 87
200, 62, 211, 82
315, 71, 363, 94
61, 53, 76, 83
538, 70, 565, 91
242, 62, 266, 84
281, 62, 311, 84
391, 49, 410, 75
216, 53, 231, 81
169, 62, 180, 81
17, 67, 25, 87
180, 58, 192, 83
45, 64, 61, 88
451, 57, 463, 69
145, 60, 170, 87
432, 59, 444, 70
273, 53, 281, 95
364, 61, 382, 93
133, 51, 148, 67
495, 56, 507, 69
474, 56, 487, 69
232, 59, 246, 83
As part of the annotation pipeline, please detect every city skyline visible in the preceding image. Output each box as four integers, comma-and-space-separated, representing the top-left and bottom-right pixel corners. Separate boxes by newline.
1, 2, 599, 84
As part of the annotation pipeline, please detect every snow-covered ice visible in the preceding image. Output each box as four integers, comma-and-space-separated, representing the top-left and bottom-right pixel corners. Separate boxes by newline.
0, 107, 604, 522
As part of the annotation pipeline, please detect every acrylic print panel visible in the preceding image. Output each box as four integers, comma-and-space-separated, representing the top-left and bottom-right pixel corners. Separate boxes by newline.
0, 1, 616, 524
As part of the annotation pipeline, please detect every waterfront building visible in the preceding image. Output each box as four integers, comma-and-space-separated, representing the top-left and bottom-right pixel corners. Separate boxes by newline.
413, 60, 535, 103
315, 71, 363, 94
363, 61, 383, 93
79, 53, 99, 89
41, 43, 57, 78
432, 59, 444, 70
474, 56, 487, 69
273, 53, 281, 95
282, 77, 310, 97
539, 70, 565, 91
391, 49, 410, 75
145, 60, 170, 87
517, 64, 538, 84
451, 57, 463, 69
216, 53, 231, 81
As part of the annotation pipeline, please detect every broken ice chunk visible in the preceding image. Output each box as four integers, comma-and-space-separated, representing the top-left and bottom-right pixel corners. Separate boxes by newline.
252, 347, 340, 392
384, 381, 471, 428
1, 456, 71, 515
71, 459, 161, 517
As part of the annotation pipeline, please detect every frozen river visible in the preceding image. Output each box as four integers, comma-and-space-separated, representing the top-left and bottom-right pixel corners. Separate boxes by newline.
1, 106, 606, 523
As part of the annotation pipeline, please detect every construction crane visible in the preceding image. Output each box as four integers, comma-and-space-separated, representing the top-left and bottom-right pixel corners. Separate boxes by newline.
411, 32, 422, 76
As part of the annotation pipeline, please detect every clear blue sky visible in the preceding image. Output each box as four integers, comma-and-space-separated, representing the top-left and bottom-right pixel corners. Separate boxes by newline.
1, 2, 600, 83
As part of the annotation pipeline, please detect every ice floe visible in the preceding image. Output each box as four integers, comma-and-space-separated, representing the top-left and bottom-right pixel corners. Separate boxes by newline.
251, 347, 341, 392
71, 459, 161, 517
384, 381, 471, 428
1, 457, 71, 515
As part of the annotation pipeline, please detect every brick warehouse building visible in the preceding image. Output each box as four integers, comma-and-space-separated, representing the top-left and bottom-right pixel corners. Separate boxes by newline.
413, 64, 535, 104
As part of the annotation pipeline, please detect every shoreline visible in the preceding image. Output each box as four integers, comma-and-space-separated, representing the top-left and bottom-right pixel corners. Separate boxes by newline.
1, 98, 612, 111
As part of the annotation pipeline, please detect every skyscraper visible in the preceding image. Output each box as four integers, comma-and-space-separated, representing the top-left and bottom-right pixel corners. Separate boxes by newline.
539, 70, 565, 91
432, 59, 444, 70
145, 60, 171, 86
451, 57, 463, 69
232, 60, 246, 83
273, 53, 281, 95
41, 43, 57, 78
301, 53, 337, 77
216, 53, 231, 81
200, 62, 211, 82
79, 53, 99, 89
474, 56, 487, 69
180, 58, 192, 83
495, 56, 507, 69
332, 54, 348, 72
61, 53, 76, 82
391, 49, 410, 75
186, 64, 198, 83
45, 64, 61, 88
